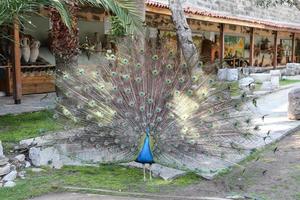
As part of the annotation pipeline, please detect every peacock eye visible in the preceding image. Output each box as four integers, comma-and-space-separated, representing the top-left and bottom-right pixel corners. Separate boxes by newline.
155, 107, 162, 113
198, 61, 203, 68
166, 64, 173, 70
152, 55, 159, 61
135, 77, 142, 83
124, 88, 131, 94
156, 117, 162, 122
111, 71, 118, 77
139, 91, 145, 97
117, 98, 123, 104
152, 69, 159, 76
179, 77, 185, 83
181, 63, 187, 68
121, 58, 129, 65
165, 79, 172, 85
135, 63, 142, 69
88, 100, 96, 107
129, 101, 135, 107
99, 85, 105, 90
139, 106, 145, 112
147, 113, 152, 118
62, 73, 69, 80
191, 75, 198, 82
147, 98, 154, 104
122, 74, 130, 80
112, 86, 118, 92
139, 49, 145, 54
52, 114, 59, 119
187, 89, 193, 96
86, 114, 92, 120
166, 103, 172, 109
77, 68, 85, 75
175, 90, 180, 96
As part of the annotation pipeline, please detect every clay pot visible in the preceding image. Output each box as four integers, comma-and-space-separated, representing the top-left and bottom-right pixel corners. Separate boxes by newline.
30, 40, 40, 63
21, 37, 30, 63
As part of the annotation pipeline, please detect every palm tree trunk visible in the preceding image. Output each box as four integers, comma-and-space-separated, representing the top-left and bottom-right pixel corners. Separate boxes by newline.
49, 1, 79, 96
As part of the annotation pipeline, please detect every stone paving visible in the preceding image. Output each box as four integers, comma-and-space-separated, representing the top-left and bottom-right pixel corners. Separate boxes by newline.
0, 93, 56, 116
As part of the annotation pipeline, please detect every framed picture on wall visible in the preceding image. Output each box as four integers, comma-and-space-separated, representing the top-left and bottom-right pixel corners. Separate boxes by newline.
224, 35, 245, 58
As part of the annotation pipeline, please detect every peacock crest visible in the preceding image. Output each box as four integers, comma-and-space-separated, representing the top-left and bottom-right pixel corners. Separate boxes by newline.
54, 39, 259, 176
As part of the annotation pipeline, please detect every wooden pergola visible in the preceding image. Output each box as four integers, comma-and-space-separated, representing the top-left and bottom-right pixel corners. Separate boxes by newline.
146, 3, 300, 67
7, 3, 300, 104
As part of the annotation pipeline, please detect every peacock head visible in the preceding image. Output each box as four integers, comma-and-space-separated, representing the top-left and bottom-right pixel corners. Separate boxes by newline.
145, 127, 150, 136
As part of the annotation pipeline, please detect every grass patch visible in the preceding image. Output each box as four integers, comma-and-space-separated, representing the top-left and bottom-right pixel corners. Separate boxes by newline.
280, 79, 300, 86
0, 165, 200, 200
0, 110, 63, 143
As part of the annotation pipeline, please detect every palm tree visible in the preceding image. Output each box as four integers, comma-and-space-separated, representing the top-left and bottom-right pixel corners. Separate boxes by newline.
0, 0, 143, 72
49, 0, 143, 74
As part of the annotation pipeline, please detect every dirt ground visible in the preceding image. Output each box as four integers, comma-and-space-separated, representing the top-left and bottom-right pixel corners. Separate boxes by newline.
31, 131, 300, 200
164, 131, 300, 200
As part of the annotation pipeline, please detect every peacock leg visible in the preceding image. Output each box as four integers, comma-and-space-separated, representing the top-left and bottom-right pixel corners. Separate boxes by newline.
149, 164, 152, 181
143, 164, 146, 181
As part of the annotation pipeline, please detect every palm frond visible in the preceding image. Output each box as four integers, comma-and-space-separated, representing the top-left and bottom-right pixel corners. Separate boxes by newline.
78, 0, 144, 34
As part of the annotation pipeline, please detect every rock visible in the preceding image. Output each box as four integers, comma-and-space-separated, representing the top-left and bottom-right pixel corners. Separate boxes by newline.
31, 168, 45, 173
4, 181, 16, 188
25, 161, 31, 168
122, 162, 187, 180
0, 141, 3, 157
217, 68, 227, 81
288, 88, 300, 120
239, 77, 255, 94
29, 147, 62, 169
0, 164, 11, 176
18, 171, 26, 179
250, 73, 271, 83
0, 91, 5, 97
19, 138, 35, 147
260, 81, 273, 91
2, 170, 17, 182
239, 77, 255, 89
217, 68, 239, 82
271, 76, 280, 89
14, 154, 25, 162
270, 70, 281, 78
0, 156, 9, 166
227, 69, 239, 81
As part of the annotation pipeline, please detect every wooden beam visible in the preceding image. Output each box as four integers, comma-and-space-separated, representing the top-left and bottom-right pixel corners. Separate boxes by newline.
292, 33, 296, 63
12, 18, 22, 104
273, 31, 278, 69
249, 28, 255, 66
219, 23, 225, 66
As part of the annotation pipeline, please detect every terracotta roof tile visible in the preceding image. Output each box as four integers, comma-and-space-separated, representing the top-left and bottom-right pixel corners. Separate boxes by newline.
145, 0, 300, 31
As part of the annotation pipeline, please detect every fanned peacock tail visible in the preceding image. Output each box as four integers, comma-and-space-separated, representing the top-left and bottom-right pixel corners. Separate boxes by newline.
54, 38, 259, 173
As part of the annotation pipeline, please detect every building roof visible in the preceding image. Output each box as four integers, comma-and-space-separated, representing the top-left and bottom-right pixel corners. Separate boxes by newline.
145, 0, 300, 32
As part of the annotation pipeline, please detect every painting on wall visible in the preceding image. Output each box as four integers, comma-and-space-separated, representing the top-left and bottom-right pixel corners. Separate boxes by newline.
224, 35, 245, 58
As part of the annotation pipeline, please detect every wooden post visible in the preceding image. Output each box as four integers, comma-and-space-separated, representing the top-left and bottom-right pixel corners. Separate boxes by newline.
249, 28, 255, 66
291, 33, 296, 63
273, 31, 278, 69
219, 23, 225, 66
12, 18, 22, 104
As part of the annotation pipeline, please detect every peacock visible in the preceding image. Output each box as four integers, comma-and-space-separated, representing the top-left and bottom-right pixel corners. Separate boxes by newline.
54, 38, 259, 180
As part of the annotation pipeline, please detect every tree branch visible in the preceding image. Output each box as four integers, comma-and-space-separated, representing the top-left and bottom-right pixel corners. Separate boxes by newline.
169, 0, 199, 69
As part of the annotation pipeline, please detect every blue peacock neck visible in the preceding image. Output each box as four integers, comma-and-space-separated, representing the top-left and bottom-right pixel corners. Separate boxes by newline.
136, 128, 154, 164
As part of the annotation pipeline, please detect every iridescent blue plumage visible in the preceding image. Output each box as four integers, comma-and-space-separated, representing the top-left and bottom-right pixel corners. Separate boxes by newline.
136, 128, 154, 164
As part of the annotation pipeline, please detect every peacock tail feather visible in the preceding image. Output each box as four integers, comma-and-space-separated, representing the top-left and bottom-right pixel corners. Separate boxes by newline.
54, 39, 259, 173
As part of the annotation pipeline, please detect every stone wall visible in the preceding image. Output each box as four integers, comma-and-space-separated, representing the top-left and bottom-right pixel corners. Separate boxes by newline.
151, 0, 300, 27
